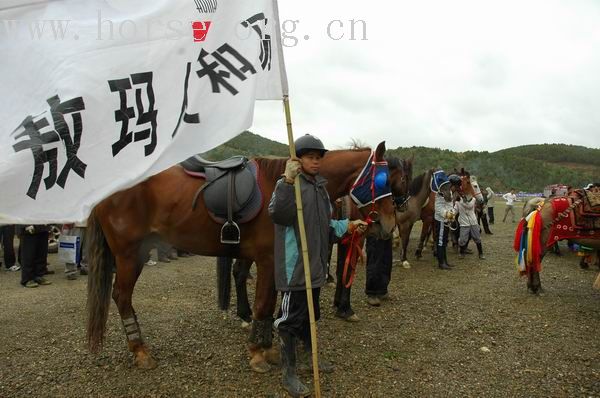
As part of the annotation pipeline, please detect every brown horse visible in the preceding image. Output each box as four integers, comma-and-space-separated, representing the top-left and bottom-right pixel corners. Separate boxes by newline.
86, 142, 397, 372
394, 169, 436, 267
413, 170, 483, 260
388, 156, 413, 201
218, 155, 413, 325
520, 187, 600, 293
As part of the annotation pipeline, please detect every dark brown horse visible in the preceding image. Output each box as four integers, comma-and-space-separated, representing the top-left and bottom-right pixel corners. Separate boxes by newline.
86, 142, 397, 372
520, 187, 600, 293
388, 156, 413, 201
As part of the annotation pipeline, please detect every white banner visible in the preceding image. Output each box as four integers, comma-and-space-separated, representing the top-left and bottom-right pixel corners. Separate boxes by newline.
0, 0, 287, 223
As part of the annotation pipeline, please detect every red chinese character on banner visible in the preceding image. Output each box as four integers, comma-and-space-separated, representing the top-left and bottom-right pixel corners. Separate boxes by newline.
192, 21, 211, 42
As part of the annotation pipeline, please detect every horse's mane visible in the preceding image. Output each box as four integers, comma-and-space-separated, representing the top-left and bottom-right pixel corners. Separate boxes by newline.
452, 167, 470, 177
408, 172, 426, 196
386, 156, 402, 171
343, 146, 371, 152
403, 158, 413, 176
254, 157, 287, 181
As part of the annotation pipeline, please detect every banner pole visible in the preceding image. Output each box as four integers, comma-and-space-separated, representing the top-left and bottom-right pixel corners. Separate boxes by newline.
282, 94, 321, 398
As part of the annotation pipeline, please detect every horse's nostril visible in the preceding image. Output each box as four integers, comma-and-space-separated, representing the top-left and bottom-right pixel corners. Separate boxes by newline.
368, 211, 380, 222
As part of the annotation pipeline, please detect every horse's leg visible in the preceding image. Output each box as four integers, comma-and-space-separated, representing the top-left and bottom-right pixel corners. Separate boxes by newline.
527, 271, 542, 294
416, 220, 430, 259
233, 259, 253, 328
400, 222, 414, 268
112, 254, 157, 369
248, 253, 278, 373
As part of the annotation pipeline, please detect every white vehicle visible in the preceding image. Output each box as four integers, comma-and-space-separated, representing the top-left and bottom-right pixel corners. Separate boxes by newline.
543, 184, 569, 198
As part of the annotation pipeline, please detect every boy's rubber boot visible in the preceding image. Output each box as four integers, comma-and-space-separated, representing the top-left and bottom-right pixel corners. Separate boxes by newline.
280, 331, 310, 398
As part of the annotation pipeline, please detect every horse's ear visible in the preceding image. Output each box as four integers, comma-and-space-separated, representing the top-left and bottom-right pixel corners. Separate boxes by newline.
375, 141, 386, 160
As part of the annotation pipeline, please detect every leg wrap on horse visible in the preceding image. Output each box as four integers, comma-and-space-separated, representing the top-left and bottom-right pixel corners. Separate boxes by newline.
248, 317, 274, 348
122, 315, 142, 342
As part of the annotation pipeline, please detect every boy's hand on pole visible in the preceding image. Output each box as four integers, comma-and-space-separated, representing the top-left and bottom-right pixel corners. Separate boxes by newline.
284, 159, 301, 183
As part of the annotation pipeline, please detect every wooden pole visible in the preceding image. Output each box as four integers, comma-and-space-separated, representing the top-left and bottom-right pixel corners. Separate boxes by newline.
593, 272, 600, 290
282, 95, 321, 398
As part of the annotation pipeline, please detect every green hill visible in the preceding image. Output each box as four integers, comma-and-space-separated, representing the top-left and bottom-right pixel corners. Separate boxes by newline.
203, 131, 288, 160
205, 133, 599, 193
388, 144, 600, 192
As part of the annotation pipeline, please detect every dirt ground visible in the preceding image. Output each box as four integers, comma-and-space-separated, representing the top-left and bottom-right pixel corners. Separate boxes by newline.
1, 202, 599, 397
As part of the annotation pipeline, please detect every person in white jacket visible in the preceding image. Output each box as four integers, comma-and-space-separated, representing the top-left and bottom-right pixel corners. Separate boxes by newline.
502, 189, 518, 223
485, 187, 495, 224
454, 195, 485, 260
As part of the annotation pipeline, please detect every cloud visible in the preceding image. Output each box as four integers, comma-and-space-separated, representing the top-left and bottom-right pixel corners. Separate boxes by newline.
252, 0, 600, 152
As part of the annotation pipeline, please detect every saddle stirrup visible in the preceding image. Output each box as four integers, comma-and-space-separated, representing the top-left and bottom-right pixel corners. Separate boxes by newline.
221, 171, 241, 244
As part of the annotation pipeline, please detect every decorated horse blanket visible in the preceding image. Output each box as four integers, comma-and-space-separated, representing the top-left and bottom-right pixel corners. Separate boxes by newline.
545, 187, 600, 247
514, 187, 600, 275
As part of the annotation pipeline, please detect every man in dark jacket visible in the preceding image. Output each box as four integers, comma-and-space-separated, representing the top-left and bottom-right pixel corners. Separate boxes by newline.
269, 134, 367, 397
16, 224, 51, 288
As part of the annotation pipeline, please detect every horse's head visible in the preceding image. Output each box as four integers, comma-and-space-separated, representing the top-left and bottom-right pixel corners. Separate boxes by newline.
320, 142, 397, 240
434, 169, 455, 201
387, 156, 412, 199
449, 170, 483, 203
468, 175, 484, 203
362, 142, 396, 240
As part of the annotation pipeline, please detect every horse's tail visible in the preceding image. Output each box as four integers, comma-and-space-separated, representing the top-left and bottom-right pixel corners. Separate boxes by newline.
86, 209, 115, 353
216, 257, 232, 310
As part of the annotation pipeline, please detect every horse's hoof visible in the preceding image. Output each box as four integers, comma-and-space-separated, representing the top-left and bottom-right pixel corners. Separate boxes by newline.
134, 353, 158, 369
241, 320, 252, 330
264, 347, 280, 366
250, 357, 271, 373
528, 287, 542, 296
402, 261, 411, 269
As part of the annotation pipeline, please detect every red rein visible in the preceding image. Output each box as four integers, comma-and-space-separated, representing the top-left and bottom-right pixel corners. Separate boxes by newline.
340, 214, 374, 288
342, 155, 387, 288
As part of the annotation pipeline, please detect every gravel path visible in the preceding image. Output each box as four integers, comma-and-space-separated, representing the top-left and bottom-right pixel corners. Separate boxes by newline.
1, 210, 599, 397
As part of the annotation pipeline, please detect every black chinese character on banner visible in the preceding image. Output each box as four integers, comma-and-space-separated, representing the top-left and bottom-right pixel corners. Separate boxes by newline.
172, 62, 200, 138
12, 95, 87, 199
108, 72, 157, 157
241, 13, 272, 71
196, 44, 257, 96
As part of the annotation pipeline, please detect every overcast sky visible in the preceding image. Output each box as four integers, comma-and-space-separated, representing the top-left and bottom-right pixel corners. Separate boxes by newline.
252, 0, 600, 152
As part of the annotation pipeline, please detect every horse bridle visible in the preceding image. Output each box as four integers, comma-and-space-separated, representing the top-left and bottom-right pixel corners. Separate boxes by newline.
349, 151, 392, 225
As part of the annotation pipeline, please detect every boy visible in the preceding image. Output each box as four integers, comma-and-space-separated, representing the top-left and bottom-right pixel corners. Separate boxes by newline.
269, 134, 367, 397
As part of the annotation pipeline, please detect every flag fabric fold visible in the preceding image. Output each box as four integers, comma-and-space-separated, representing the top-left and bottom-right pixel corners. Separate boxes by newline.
0, 0, 286, 223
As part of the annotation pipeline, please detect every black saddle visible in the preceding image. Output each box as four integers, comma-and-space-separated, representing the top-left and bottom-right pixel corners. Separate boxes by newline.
181, 155, 260, 244
180, 155, 247, 173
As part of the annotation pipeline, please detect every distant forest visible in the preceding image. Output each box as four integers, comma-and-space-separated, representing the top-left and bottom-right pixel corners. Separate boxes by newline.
204, 132, 600, 193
